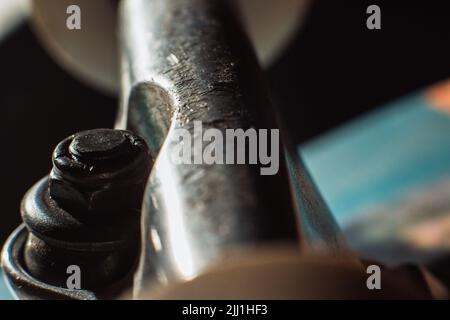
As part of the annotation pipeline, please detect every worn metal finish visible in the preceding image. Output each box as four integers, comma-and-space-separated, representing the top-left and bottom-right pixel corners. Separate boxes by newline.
117, 0, 338, 296
2, 129, 151, 298
2, 0, 348, 299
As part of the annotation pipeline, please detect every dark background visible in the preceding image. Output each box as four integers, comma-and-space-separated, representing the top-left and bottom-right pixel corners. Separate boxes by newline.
1, 0, 450, 243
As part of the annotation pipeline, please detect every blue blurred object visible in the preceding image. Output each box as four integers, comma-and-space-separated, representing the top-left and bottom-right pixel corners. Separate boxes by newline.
302, 94, 450, 226
301, 86, 450, 265
0, 271, 13, 300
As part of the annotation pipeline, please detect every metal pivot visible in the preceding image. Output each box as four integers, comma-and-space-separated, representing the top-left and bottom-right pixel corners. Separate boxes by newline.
118, 0, 346, 296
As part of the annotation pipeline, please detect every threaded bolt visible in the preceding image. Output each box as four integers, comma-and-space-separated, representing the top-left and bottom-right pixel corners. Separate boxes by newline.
21, 128, 152, 290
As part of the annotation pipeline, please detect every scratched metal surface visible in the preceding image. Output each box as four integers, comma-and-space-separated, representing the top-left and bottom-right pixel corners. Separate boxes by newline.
118, 0, 303, 294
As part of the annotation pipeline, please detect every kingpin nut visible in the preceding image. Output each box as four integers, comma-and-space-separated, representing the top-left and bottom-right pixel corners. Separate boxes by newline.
19, 129, 151, 290
49, 129, 151, 219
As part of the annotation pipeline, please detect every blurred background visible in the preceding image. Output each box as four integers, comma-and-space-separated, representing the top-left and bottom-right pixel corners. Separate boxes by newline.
0, 0, 449, 298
